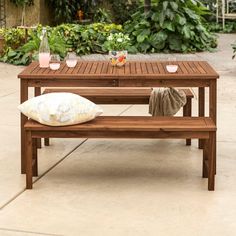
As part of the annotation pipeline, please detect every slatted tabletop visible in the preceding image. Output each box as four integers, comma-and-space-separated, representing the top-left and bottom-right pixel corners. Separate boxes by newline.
18, 61, 219, 80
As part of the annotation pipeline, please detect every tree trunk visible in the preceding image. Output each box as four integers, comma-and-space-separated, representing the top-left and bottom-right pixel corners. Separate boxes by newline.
21, 3, 26, 26
144, 0, 151, 13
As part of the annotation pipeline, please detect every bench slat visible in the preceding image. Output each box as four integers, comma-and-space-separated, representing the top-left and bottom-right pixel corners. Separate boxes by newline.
25, 117, 216, 132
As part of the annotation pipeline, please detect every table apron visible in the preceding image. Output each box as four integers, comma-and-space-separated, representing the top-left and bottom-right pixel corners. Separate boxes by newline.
25, 79, 214, 88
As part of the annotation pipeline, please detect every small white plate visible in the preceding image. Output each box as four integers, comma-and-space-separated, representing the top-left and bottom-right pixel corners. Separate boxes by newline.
166, 65, 178, 73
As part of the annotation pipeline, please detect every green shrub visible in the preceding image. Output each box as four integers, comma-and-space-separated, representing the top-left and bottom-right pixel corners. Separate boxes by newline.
205, 22, 236, 33
0, 23, 122, 65
56, 23, 122, 55
22, 27, 66, 56
78, 23, 122, 54
0, 28, 25, 49
103, 33, 131, 51
124, 0, 217, 53
0, 26, 66, 65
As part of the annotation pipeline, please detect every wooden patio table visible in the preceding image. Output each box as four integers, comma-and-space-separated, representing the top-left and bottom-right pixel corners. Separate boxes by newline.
18, 60, 219, 174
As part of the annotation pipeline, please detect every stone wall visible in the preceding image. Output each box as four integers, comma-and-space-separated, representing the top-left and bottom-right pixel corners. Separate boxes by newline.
6, 0, 51, 27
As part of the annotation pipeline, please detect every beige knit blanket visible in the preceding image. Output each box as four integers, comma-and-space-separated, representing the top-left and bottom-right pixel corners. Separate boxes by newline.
149, 88, 187, 116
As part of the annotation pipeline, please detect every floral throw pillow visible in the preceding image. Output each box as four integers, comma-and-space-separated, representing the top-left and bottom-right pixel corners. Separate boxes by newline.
18, 92, 103, 126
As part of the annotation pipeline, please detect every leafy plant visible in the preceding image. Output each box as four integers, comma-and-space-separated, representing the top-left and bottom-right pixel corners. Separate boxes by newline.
56, 23, 122, 55
0, 23, 123, 64
103, 33, 130, 51
0, 47, 31, 65
0, 26, 66, 65
205, 22, 236, 33
124, 0, 217, 53
79, 23, 122, 53
21, 27, 66, 57
0, 28, 25, 49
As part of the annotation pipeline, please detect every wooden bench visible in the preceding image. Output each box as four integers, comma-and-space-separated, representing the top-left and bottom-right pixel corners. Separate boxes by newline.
24, 116, 216, 191
43, 87, 194, 105
42, 88, 194, 146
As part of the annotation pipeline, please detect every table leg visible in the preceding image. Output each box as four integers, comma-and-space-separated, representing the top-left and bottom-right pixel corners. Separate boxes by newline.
209, 80, 217, 175
20, 80, 28, 174
198, 87, 205, 149
34, 88, 41, 149
44, 138, 50, 146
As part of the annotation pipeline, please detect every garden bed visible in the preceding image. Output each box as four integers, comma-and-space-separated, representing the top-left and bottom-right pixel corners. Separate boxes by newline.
0, 1, 220, 66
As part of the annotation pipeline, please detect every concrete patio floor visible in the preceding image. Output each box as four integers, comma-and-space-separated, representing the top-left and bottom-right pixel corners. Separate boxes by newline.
0, 34, 236, 236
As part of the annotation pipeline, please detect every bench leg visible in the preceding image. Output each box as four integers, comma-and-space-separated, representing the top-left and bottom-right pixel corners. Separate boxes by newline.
26, 131, 33, 189
44, 138, 50, 146
20, 80, 28, 174
202, 140, 208, 178
34, 88, 42, 149
214, 142, 217, 176
32, 139, 38, 177
183, 97, 192, 146
208, 132, 216, 191
198, 88, 205, 149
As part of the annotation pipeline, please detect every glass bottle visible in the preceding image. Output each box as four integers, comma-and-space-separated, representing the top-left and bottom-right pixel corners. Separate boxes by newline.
39, 27, 50, 68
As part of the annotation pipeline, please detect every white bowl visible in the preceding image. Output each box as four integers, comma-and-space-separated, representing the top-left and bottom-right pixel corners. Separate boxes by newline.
66, 59, 77, 68
166, 65, 178, 73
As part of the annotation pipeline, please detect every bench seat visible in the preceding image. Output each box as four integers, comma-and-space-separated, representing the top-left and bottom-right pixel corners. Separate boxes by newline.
25, 116, 215, 134
24, 116, 216, 190
42, 88, 194, 146
43, 88, 194, 104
